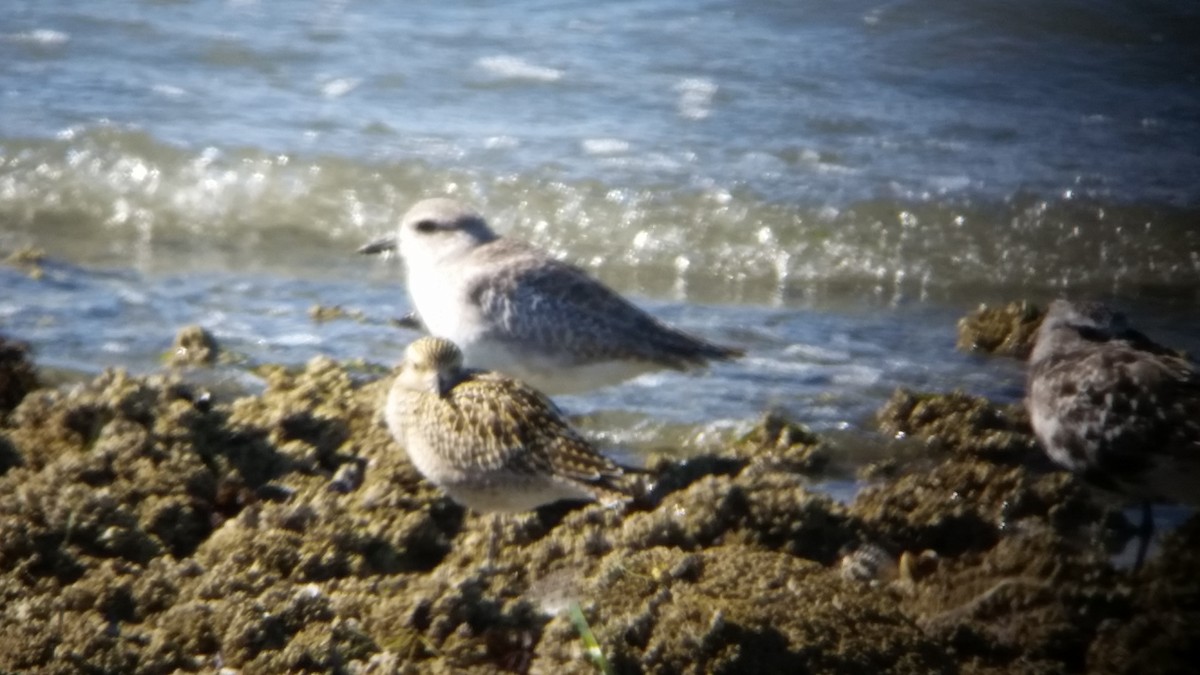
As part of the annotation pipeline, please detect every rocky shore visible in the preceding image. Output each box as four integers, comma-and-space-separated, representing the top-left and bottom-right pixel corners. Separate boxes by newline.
0, 310, 1197, 674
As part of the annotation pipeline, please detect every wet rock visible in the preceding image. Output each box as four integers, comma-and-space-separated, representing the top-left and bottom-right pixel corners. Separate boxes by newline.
1088, 517, 1200, 672
532, 546, 955, 674
956, 301, 1044, 358
618, 467, 853, 564
730, 409, 831, 475
168, 324, 220, 367
877, 388, 1039, 463
390, 311, 425, 331
907, 527, 1132, 672
850, 456, 1105, 557
1, 339, 1199, 673
329, 457, 367, 493
309, 304, 366, 324
2, 245, 46, 280
0, 334, 38, 416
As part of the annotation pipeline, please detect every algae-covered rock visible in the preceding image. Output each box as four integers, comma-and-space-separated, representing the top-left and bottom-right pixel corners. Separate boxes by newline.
618, 467, 853, 564
850, 456, 1104, 557
867, 388, 1105, 556
906, 527, 1133, 672
309, 303, 366, 324
956, 301, 1044, 358
2, 245, 46, 280
0, 347, 492, 673
532, 546, 955, 674
1087, 518, 1200, 672
168, 324, 220, 367
0, 334, 38, 415
1, 335, 1199, 674
731, 409, 831, 475
877, 388, 1039, 463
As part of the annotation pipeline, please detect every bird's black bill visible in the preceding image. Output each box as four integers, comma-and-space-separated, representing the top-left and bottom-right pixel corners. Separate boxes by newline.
358, 237, 398, 255
391, 312, 425, 331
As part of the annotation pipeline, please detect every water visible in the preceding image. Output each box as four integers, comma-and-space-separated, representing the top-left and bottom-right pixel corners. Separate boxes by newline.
3, 0, 1200, 452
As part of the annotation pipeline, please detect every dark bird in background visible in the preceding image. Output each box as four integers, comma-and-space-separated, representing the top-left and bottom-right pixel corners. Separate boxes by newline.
1026, 299, 1199, 569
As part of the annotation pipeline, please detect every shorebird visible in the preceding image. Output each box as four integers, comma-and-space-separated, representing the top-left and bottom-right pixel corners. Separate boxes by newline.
385, 336, 640, 522
1026, 299, 1200, 568
360, 197, 741, 394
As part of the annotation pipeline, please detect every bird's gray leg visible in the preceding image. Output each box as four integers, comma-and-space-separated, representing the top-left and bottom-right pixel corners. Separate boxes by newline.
1133, 501, 1154, 572
486, 513, 503, 571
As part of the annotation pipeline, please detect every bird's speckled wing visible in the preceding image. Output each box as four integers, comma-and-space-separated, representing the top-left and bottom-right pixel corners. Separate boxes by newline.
466, 241, 740, 368
434, 371, 628, 486
1029, 340, 1200, 492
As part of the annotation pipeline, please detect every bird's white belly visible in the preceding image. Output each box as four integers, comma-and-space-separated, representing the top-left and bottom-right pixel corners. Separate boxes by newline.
407, 269, 483, 344
442, 474, 594, 513
462, 339, 656, 395
400, 432, 593, 512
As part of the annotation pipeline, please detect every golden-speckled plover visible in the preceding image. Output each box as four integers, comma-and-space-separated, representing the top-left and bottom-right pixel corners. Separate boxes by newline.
361, 197, 741, 394
1026, 299, 1199, 568
385, 336, 640, 517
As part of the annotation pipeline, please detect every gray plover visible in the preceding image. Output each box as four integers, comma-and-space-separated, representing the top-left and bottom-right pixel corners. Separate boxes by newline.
385, 336, 639, 515
360, 197, 741, 394
1026, 299, 1199, 567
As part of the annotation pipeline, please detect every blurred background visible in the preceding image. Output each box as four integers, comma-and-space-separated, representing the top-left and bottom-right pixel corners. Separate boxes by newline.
2, 0, 1199, 455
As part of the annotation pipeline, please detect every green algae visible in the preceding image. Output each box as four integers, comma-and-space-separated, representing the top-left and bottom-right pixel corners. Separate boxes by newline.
568, 600, 614, 675
0, 327, 1198, 674
956, 301, 1044, 359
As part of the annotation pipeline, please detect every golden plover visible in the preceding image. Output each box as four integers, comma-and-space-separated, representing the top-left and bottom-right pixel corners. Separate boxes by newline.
385, 336, 640, 515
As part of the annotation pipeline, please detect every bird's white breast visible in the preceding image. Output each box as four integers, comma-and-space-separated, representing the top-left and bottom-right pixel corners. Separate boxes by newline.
405, 259, 484, 346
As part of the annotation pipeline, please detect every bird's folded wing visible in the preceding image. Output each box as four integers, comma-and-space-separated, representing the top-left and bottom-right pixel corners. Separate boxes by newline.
447, 374, 624, 483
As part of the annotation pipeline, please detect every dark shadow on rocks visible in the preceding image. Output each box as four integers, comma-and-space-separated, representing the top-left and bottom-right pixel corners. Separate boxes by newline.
399, 499, 465, 574
277, 411, 350, 470
0, 434, 21, 476
639, 454, 747, 509
0, 333, 38, 414
187, 410, 297, 496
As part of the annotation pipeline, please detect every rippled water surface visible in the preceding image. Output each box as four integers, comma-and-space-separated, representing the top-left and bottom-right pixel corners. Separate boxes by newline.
3, 0, 1199, 451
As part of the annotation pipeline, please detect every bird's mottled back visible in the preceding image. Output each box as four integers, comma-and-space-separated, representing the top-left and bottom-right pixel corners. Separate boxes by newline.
467, 249, 743, 367
1029, 299, 1129, 366
1026, 300, 1200, 504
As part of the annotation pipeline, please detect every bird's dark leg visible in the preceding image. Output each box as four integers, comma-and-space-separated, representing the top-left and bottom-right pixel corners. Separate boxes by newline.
1133, 500, 1154, 572
486, 513, 502, 571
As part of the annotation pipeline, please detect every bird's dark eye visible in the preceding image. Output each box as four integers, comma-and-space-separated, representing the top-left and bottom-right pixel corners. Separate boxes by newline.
414, 220, 438, 233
